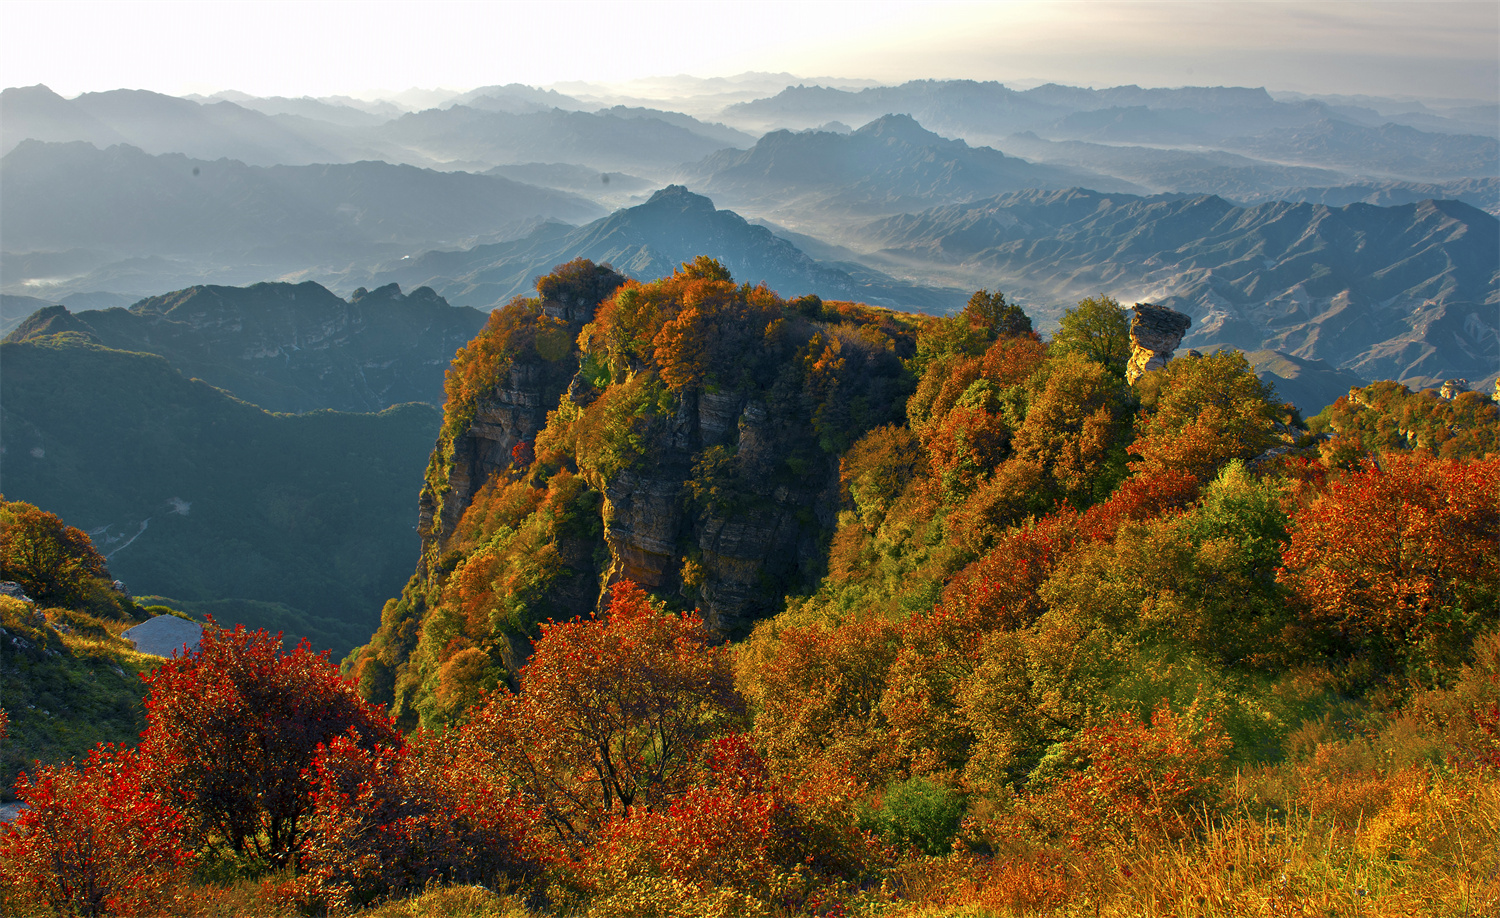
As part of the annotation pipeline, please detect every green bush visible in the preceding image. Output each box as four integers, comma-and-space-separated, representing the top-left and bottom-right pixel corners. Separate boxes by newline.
867, 776, 965, 856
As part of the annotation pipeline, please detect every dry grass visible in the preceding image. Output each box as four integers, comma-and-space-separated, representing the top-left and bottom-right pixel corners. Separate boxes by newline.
360, 884, 534, 918
876, 765, 1498, 918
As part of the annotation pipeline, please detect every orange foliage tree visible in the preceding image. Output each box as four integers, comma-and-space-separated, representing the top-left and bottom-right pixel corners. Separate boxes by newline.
0, 503, 114, 611
467, 582, 743, 848
1130, 350, 1284, 483
740, 614, 904, 789
1279, 453, 1500, 678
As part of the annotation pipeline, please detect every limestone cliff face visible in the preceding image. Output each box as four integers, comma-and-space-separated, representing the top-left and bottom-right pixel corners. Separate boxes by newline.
412, 355, 837, 641
418, 358, 559, 550
1126, 303, 1192, 383
354, 259, 915, 727
589, 387, 835, 635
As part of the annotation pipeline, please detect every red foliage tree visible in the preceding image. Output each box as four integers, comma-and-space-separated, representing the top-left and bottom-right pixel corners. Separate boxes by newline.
1024, 703, 1230, 845
0, 744, 192, 917
139, 623, 401, 868
297, 731, 542, 913
577, 735, 782, 902
574, 733, 873, 914
467, 582, 743, 849
941, 510, 1081, 634
1278, 453, 1500, 675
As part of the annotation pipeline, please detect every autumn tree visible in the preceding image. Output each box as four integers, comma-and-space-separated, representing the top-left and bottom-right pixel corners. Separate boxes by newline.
140, 624, 401, 868
1278, 453, 1500, 679
467, 582, 744, 848
534, 257, 626, 321
961, 288, 1032, 339
1022, 702, 1231, 845
741, 614, 903, 788
0, 744, 192, 918
1011, 352, 1131, 505
297, 731, 541, 913
1049, 295, 1131, 376
1130, 349, 1284, 483
1311, 381, 1500, 462
0, 503, 115, 612
576, 734, 807, 914
1036, 462, 1291, 673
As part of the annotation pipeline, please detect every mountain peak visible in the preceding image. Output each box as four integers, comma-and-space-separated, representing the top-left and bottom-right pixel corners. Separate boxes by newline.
643, 184, 717, 212
853, 113, 944, 145
1, 84, 67, 102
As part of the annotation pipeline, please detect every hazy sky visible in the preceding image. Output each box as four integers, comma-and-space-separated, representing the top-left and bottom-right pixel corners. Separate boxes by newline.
4, 0, 1496, 103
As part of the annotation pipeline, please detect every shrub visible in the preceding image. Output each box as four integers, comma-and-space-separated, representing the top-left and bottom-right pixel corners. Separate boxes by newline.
0, 744, 192, 917
1024, 702, 1231, 845
140, 623, 401, 869
866, 776, 965, 856
297, 731, 541, 914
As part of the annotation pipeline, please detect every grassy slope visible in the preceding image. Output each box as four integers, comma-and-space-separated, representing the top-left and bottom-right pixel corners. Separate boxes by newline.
0, 596, 161, 797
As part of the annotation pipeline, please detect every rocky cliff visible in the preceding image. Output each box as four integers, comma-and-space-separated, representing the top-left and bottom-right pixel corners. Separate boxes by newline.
352, 258, 919, 729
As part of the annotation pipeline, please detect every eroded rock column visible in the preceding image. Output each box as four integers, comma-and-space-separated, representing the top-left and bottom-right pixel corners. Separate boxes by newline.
1126, 303, 1192, 383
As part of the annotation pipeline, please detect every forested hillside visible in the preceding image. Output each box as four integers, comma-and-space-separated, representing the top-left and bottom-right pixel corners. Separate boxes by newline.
0, 336, 439, 652
3, 258, 1497, 917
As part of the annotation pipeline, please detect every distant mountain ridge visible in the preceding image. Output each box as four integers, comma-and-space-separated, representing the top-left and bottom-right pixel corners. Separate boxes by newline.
1224, 119, 1499, 180
681, 114, 1125, 220
856, 188, 1499, 387
371, 105, 740, 174
5, 281, 487, 413
722, 80, 1338, 141
1, 84, 755, 177
351, 185, 966, 312
1, 84, 338, 165
0, 140, 603, 261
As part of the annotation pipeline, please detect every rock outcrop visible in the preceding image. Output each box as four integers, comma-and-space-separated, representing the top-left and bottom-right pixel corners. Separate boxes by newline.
1126, 302, 1192, 383
418, 358, 560, 549
587, 388, 835, 635
1439, 378, 1470, 400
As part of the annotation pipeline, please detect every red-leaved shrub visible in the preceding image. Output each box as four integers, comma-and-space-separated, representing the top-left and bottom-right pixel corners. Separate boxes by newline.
0, 744, 192, 917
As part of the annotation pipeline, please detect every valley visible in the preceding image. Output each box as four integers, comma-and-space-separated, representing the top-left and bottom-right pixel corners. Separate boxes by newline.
1, 39, 1497, 915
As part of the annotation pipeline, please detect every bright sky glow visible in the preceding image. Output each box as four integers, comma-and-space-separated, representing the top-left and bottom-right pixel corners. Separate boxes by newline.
2, 0, 1496, 102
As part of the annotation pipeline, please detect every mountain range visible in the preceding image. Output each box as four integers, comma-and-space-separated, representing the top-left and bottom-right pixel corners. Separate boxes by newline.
720, 79, 1498, 148
345, 185, 966, 312
0, 140, 602, 261
3, 77, 1495, 397
679, 114, 1123, 222
1, 335, 439, 653
4, 281, 487, 413
853, 188, 1498, 387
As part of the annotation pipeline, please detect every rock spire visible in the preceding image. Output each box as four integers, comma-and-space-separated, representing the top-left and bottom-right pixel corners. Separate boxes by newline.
1125, 303, 1192, 383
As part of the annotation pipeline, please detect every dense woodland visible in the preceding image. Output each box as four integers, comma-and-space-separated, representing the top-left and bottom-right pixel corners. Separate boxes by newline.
1, 258, 1498, 917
